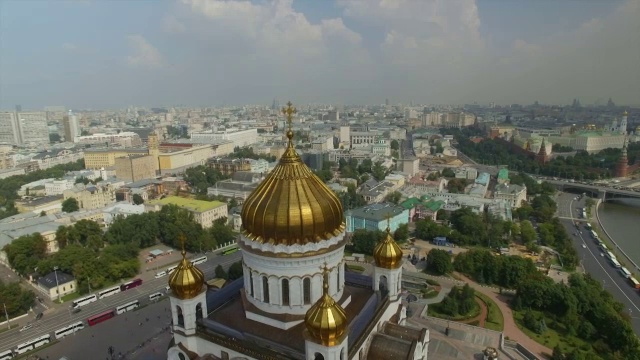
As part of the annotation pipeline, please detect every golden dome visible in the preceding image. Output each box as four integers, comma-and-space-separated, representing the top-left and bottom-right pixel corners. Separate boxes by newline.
241, 102, 345, 246
623, 110, 628, 116
168, 239, 205, 300
373, 226, 403, 269
304, 266, 347, 346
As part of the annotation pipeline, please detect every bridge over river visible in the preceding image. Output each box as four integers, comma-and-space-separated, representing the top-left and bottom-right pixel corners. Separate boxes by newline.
544, 179, 640, 201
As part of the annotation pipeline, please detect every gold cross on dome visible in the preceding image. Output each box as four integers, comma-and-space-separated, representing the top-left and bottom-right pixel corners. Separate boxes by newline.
282, 101, 297, 132
385, 213, 392, 233
178, 233, 187, 256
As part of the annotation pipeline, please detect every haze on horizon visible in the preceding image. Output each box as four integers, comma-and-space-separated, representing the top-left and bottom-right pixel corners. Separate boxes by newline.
0, 0, 639, 110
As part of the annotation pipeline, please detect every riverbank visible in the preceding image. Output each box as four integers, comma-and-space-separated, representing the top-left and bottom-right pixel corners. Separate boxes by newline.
591, 200, 640, 276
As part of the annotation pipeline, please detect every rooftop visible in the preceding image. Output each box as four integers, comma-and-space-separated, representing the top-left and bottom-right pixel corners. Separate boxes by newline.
37, 271, 75, 289
347, 203, 406, 221
497, 168, 509, 180
148, 196, 225, 213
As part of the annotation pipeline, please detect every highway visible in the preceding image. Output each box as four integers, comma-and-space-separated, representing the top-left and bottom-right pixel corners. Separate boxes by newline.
555, 192, 640, 334
0, 251, 242, 356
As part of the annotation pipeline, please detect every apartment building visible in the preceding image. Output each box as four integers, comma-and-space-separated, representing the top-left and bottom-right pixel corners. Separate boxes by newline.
190, 128, 258, 148
207, 157, 252, 176
157, 145, 213, 175
115, 155, 158, 182
75, 132, 142, 147
63, 184, 116, 210
144, 196, 227, 228
84, 148, 149, 169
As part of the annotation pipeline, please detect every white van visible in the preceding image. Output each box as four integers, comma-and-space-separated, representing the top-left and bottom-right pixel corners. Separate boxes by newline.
154, 271, 167, 279
149, 292, 163, 301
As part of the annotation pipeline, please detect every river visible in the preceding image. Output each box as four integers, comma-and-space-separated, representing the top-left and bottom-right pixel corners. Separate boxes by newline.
597, 199, 640, 267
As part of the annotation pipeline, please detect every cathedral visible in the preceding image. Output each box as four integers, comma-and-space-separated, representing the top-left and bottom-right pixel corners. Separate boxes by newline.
165, 102, 429, 360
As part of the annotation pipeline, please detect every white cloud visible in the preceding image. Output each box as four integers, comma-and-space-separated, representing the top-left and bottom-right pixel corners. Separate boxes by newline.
163, 15, 186, 33
126, 35, 165, 68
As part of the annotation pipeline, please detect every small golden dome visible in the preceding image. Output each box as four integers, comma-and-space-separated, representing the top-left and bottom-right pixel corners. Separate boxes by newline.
168, 239, 205, 300
305, 266, 347, 346
241, 102, 345, 246
623, 110, 628, 116
373, 226, 403, 269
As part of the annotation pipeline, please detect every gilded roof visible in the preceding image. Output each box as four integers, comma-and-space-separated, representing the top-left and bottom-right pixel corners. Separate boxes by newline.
304, 266, 347, 346
241, 102, 345, 246
373, 226, 403, 269
168, 237, 205, 300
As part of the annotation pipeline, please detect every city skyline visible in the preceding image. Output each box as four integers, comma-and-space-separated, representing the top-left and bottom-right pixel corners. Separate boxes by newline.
1, 0, 639, 109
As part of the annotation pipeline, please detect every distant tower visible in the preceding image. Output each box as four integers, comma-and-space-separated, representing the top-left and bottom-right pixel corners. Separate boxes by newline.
616, 136, 629, 178
619, 110, 628, 135
147, 132, 160, 172
536, 138, 549, 164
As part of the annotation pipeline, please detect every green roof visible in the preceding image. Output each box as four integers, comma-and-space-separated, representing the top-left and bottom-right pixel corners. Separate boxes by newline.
400, 198, 422, 210
148, 196, 225, 213
498, 168, 509, 180
424, 200, 445, 212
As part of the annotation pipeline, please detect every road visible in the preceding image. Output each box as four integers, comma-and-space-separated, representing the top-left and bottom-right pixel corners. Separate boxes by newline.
0, 251, 242, 356
555, 192, 640, 334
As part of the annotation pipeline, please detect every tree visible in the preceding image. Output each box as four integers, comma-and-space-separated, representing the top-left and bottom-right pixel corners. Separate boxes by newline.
228, 261, 244, 280
393, 224, 409, 243
61, 197, 79, 213
426, 249, 452, 275
132, 194, 144, 205
215, 264, 228, 280
520, 220, 537, 244
390, 140, 399, 150
441, 167, 455, 178
350, 229, 385, 255
49, 133, 61, 143
0, 280, 35, 317
384, 191, 402, 204
3, 234, 48, 276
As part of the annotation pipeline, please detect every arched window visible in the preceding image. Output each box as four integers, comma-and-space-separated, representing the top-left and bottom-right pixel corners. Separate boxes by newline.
314, 353, 324, 360
196, 302, 203, 321
379, 275, 388, 295
303, 278, 311, 304
249, 272, 254, 297
177, 306, 184, 327
262, 276, 270, 303
282, 278, 290, 306
340, 348, 345, 360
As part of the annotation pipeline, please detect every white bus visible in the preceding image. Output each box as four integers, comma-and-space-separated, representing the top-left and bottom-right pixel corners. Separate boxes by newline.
0, 350, 14, 360
116, 300, 140, 315
620, 267, 632, 279
15, 334, 51, 355
606, 251, 616, 261
149, 292, 163, 301
98, 285, 121, 299
191, 256, 207, 265
166, 265, 178, 274
54, 321, 85, 339
71, 294, 97, 309
611, 258, 622, 269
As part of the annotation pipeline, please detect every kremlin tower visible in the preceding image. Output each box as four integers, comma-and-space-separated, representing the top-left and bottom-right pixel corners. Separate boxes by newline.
616, 136, 629, 178
536, 138, 549, 164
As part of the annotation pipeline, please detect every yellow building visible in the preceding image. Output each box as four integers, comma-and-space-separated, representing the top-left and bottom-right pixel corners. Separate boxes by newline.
157, 145, 213, 175
144, 196, 227, 228
115, 155, 158, 182
63, 184, 115, 210
84, 148, 149, 169
36, 271, 77, 301
15, 195, 64, 214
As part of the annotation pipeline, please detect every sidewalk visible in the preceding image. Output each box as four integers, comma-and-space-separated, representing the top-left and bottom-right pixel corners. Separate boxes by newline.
453, 272, 552, 359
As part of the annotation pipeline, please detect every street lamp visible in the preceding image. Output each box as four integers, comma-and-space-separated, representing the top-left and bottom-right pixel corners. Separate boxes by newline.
3, 303, 10, 329
53, 266, 61, 304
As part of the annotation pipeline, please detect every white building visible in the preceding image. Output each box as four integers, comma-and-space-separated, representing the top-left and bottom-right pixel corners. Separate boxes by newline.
44, 179, 75, 196
0, 112, 20, 144
190, 128, 258, 148
103, 202, 145, 226
17, 111, 49, 145
74, 132, 142, 147
493, 183, 527, 208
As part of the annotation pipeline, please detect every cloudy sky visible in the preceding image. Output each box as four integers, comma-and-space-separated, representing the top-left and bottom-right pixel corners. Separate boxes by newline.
1, 0, 638, 109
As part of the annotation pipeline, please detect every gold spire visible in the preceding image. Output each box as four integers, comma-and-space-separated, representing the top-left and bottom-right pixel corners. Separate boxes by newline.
373, 217, 403, 269
168, 234, 205, 299
241, 101, 345, 247
304, 264, 347, 346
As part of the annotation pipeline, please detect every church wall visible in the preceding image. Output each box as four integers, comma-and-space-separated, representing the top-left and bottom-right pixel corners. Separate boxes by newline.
242, 242, 346, 316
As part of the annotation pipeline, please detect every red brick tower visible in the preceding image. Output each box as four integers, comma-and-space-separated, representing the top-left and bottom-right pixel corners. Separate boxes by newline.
536, 138, 549, 164
616, 137, 629, 178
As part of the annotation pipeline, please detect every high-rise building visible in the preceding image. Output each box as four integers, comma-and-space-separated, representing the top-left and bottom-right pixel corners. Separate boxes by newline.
63, 110, 80, 142
17, 111, 49, 145
0, 112, 20, 144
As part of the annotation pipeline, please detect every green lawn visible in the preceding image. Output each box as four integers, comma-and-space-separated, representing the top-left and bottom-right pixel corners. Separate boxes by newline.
60, 292, 81, 303
346, 264, 365, 272
475, 292, 504, 332
513, 310, 592, 355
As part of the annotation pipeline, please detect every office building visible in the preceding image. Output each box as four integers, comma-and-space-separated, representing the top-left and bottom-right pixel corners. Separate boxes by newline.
84, 148, 149, 169
63, 184, 116, 210
0, 112, 20, 144
63, 110, 80, 142
115, 155, 158, 182
190, 128, 259, 148
145, 196, 227, 228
